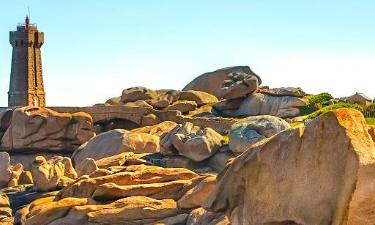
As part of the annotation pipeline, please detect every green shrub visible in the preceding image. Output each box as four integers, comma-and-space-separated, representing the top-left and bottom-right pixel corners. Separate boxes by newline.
300, 92, 334, 115
306, 102, 363, 119
366, 117, 375, 125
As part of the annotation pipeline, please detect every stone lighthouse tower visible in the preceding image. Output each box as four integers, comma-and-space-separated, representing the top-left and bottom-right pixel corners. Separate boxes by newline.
8, 16, 45, 107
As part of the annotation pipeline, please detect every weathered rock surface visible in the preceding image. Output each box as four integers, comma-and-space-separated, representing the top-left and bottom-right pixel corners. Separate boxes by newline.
1, 107, 95, 151
72, 129, 160, 164
259, 86, 308, 97
161, 122, 223, 162
179, 90, 218, 106
0, 152, 12, 187
183, 66, 261, 98
187, 208, 229, 225
0, 193, 13, 225
31, 156, 77, 192
178, 175, 216, 209
234, 92, 306, 118
220, 71, 259, 99
206, 108, 375, 225
229, 115, 291, 153
58, 165, 199, 199
0, 152, 25, 188
131, 121, 177, 137
21, 196, 181, 225
167, 100, 198, 113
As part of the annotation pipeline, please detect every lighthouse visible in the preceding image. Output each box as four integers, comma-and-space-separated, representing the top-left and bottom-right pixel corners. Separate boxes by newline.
8, 16, 46, 107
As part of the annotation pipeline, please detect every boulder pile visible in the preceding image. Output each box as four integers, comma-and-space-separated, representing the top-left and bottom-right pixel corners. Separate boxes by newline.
0, 66, 374, 225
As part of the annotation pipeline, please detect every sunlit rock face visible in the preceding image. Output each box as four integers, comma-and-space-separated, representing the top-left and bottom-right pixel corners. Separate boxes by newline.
206, 108, 375, 225
1, 107, 95, 151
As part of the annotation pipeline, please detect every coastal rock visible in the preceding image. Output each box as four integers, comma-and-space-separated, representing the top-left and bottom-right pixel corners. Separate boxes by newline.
183, 66, 261, 98
178, 175, 216, 209
234, 92, 306, 118
1, 107, 95, 151
220, 72, 259, 99
58, 165, 199, 199
229, 115, 291, 153
72, 129, 159, 164
75, 158, 98, 177
22, 196, 179, 225
259, 86, 308, 97
0, 152, 12, 187
206, 109, 375, 225
179, 90, 218, 106
31, 156, 77, 192
167, 100, 198, 113
121, 87, 153, 103
0, 193, 13, 225
187, 208, 229, 225
131, 121, 177, 137
161, 122, 223, 162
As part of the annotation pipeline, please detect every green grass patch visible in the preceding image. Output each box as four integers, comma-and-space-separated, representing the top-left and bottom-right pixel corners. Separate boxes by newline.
366, 118, 375, 125
300, 92, 334, 116
305, 102, 363, 120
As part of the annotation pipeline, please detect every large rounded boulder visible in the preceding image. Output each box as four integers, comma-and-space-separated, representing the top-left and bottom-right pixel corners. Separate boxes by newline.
183, 66, 261, 99
229, 115, 291, 153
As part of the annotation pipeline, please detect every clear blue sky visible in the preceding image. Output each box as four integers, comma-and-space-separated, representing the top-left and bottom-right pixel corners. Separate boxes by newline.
1, 0, 374, 106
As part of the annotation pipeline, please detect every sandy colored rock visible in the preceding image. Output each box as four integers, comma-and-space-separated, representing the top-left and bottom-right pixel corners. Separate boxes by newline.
73, 129, 160, 165
206, 108, 375, 225
92, 178, 197, 201
0, 152, 12, 187
75, 158, 98, 177
32, 156, 77, 192
219, 71, 259, 99
141, 113, 161, 126
161, 122, 223, 162
167, 100, 198, 113
183, 66, 261, 98
208, 151, 236, 172
1, 107, 95, 151
18, 170, 34, 185
58, 165, 199, 199
132, 121, 177, 137
23, 197, 88, 225
178, 175, 216, 209
229, 115, 291, 153
259, 86, 308, 97
234, 92, 306, 118
179, 90, 218, 106
187, 208, 230, 225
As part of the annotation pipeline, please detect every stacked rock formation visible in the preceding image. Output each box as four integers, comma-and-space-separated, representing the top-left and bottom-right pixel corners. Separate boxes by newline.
0, 66, 373, 225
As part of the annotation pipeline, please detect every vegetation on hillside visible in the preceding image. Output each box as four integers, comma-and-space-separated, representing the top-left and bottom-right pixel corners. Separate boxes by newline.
300, 92, 334, 115
305, 102, 364, 120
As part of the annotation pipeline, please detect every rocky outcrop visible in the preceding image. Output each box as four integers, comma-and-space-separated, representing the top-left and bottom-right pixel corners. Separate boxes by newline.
179, 90, 218, 106
0, 152, 24, 188
19, 163, 218, 225
131, 121, 177, 137
232, 92, 306, 118
20, 196, 182, 225
0, 193, 13, 225
259, 86, 308, 97
1, 107, 95, 151
220, 71, 259, 99
187, 208, 229, 225
72, 129, 160, 164
161, 122, 223, 162
58, 165, 199, 199
206, 109, 375, 225
229, 115, 291, 153
31, 156, 77, 192
183, 66, 261, 98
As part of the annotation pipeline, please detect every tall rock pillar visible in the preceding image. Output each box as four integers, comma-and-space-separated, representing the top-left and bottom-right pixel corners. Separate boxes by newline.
8, 16, 45, 107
